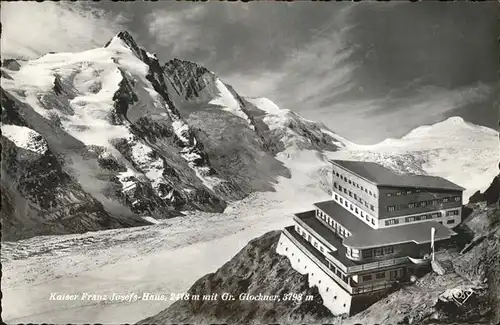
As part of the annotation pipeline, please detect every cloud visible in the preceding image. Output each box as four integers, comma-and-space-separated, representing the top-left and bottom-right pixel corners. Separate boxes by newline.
303, 82, 494, 144
1, 2, 127, 59
147, 5, 210, 58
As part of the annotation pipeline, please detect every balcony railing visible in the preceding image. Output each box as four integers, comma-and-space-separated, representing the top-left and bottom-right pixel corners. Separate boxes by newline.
351, 281, 396, 295
347, 256, 409, 273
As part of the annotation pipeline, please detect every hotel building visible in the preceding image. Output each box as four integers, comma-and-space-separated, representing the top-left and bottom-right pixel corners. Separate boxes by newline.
276, 160, 464, 315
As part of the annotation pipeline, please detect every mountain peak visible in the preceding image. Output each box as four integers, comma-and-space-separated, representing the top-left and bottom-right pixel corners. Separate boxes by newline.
104, 31, 141, 55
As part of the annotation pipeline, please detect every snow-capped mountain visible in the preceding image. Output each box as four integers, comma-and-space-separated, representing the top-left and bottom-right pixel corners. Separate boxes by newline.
0, 31, 345, 241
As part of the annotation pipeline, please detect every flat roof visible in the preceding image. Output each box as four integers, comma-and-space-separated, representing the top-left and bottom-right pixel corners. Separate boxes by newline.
330, 159, 465, 191
293, 211, 358, 268
311, 200, 456, 249
343, 220, 456, 249
314, 200, 373, 233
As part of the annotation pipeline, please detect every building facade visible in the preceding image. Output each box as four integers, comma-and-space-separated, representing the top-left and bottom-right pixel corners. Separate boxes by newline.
276, 159, 464, 315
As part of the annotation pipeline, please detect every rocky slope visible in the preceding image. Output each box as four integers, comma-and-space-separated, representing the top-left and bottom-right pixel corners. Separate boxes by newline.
138, 231, 337, 325
140, 176, 500, 325
0, 31, 345, 241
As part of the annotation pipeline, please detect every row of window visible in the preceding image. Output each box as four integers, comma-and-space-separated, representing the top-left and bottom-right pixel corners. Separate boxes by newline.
361, 246, 394, 258
327, 262, 349, 284
333, 172, 377, 198
384, 212, 439, 226
386, 189, 423, 197
317, 209, 352, 237
334, 194, 376, 226
335, 184, 375, 212
295, 224, 329, 254
386, 196, 461, 212
362, 270, 398, 282
384, 209, 460, 227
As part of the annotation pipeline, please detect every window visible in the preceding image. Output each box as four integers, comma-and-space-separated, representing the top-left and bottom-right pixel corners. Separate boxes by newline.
387, 193, 392, 197
420, 201, 427, 207
320, 246, 324, 252
374, 248, 383, 256
362, 275, 372, 281
335, 194, 338, 200
433, 212, 442, 218
454, 196, 461, 202
336, 172, 339, 177
349, 191, 353, 197
385, 219, 399, 226
333, 182, 338, 189
355, 207, 359, 214
361, 186, 364, 191
376, 272, 385, 279
369, 191, 372, 196
365, 214, 369, 221
383, 246, 394, 254
362, 250, 373, 258
446, 210, 459, 216
338, 185, 343, 191
408, 203, 416, 209
447, 219, 456, 224
354, 193, 358, 200
406, 190, 412, 195
405, 216, 415, 223
390, 270, 398, 279
371, 219, 375, 225
370, 205, 375, 211
343, 188, 347, 194
387, 206, 396, 212
443, 197, 449, 203
432, 200, 438, 206
396, 191, 402, 196
348, 180, 352, 185
350, 204, 353, 211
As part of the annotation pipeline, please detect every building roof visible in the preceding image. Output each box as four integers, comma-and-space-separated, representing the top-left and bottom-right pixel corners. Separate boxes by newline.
293, 210, 358, 268
343, 220, 456, 249
330, 159, 465, 191
313, 200, 372, 234
312, 199, 456, 249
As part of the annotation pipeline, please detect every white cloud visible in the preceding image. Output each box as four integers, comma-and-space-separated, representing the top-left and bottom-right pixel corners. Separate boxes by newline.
146, 6, 210, 57
1, 2, 127, 59
303, 83, 493, 144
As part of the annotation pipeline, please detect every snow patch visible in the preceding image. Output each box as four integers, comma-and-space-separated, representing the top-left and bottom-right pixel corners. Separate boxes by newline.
209, 79, 254, 130
142, 216, 160, 224
1, 124, 48, 154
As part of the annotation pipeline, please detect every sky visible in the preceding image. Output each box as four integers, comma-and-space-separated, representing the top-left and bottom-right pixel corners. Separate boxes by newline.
1, 1, 498, 144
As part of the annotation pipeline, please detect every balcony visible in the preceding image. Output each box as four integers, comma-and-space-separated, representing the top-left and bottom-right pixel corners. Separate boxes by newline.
347, 256, 409, 273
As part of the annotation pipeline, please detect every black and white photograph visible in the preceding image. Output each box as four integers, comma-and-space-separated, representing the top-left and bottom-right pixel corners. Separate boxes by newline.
1, 1, 499, 324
